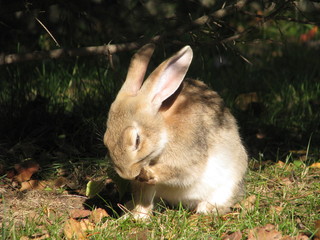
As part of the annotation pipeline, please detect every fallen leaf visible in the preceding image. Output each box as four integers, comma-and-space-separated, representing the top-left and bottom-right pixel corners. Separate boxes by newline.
310, 162, 320, 169
234, 195, 256, 212
69, 209, 92, 219
276, 161, 286, 168
248, 224, 282, 240
222, 230, 242, 240
90, 208, 109, 224
79, 219, 94, 231
14, 160, 40, 182
295, 234, 310, 240
281, 234, 310, 240
19, 180, 47, 191
315, 220, 320, 239
6, 169, 15, 179
64, 218, 88, 240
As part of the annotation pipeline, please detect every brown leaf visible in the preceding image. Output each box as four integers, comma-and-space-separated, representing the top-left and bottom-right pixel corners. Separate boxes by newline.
234, 195, 256, 212
14, 160, 40, 182
315, 220, 320, 239
79, 219, 94, 231
294, 234, 310, 240
310, 162, 320, 169
281, 234, 310, 240
6, 169, 16, 179
248, 224, 282, 240
222, 230, 242, 240
276, 161, 286, 168
19, 180, 47, 191
64, 218, 90, 240
90, 208, 109, 224
69, 209, 92, 219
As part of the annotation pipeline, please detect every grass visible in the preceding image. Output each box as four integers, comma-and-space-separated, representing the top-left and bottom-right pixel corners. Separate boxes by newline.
1, 154, 319, 239
0, 21, 320, 239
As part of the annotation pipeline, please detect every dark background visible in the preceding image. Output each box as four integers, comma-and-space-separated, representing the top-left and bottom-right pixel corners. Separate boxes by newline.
0, 0, 319, 170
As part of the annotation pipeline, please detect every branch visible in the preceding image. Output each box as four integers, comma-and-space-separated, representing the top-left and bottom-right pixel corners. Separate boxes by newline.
0, 41, 154, 65
0, 0, 249, 65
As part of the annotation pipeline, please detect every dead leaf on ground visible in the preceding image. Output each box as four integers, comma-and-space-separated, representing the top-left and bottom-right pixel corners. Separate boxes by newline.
90, 208, 109, 224
276, 161, 286, 168
281, 233, 310, 240
248, 224, 282, 240
13, 160, 40, 182
234, 195, 256, 212
69, 209, 92, 219
294, 234, 310, 240
221, 230, 242, 240
310, 162, 320, 169
64, 218, 94, 240
315, 220, 320, 240
19, 180, 47, 191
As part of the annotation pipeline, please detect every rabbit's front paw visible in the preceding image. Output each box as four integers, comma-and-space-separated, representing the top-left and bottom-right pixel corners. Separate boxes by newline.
135, 168, 157, 184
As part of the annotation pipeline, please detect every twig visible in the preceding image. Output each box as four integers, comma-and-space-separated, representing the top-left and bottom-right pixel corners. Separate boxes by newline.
35, 17, 60, 47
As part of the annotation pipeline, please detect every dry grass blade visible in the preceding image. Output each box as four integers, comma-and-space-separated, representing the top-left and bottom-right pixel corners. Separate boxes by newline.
35, 17, 60, 47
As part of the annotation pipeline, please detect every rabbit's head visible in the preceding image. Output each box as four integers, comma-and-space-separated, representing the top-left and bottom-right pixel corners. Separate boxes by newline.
104, 44, 193, 180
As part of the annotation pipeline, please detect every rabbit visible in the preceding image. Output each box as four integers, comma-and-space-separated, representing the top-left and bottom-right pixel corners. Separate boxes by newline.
103, 43, 248, 219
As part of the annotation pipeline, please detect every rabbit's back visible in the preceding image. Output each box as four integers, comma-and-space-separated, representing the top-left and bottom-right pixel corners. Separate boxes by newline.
155, 78, 247, 210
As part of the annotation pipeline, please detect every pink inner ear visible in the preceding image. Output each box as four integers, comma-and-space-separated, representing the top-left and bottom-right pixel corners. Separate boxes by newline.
151, 47, 193, 105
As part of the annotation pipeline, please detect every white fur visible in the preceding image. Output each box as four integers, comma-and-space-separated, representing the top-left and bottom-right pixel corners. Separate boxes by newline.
152, 144, 243, 213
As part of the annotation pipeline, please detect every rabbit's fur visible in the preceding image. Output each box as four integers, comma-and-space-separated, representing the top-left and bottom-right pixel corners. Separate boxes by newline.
104, 44, 248, 219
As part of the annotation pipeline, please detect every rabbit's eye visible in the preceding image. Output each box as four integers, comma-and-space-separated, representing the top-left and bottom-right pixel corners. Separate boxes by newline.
135, 134, 140, 150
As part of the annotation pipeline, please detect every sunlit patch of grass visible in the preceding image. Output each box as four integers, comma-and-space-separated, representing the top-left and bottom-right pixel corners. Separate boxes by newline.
1, 152, 319, 239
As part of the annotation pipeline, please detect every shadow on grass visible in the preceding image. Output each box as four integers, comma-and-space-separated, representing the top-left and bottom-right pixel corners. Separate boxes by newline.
0, 44, 319, 215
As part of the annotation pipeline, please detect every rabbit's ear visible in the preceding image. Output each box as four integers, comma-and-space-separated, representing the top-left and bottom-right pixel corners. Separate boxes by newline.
120, 43, 155, 95
141, 46, 193, 108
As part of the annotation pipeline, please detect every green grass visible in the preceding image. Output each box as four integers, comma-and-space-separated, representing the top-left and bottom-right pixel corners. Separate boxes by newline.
1, 154, 319, 239
1, 21, 320, 239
